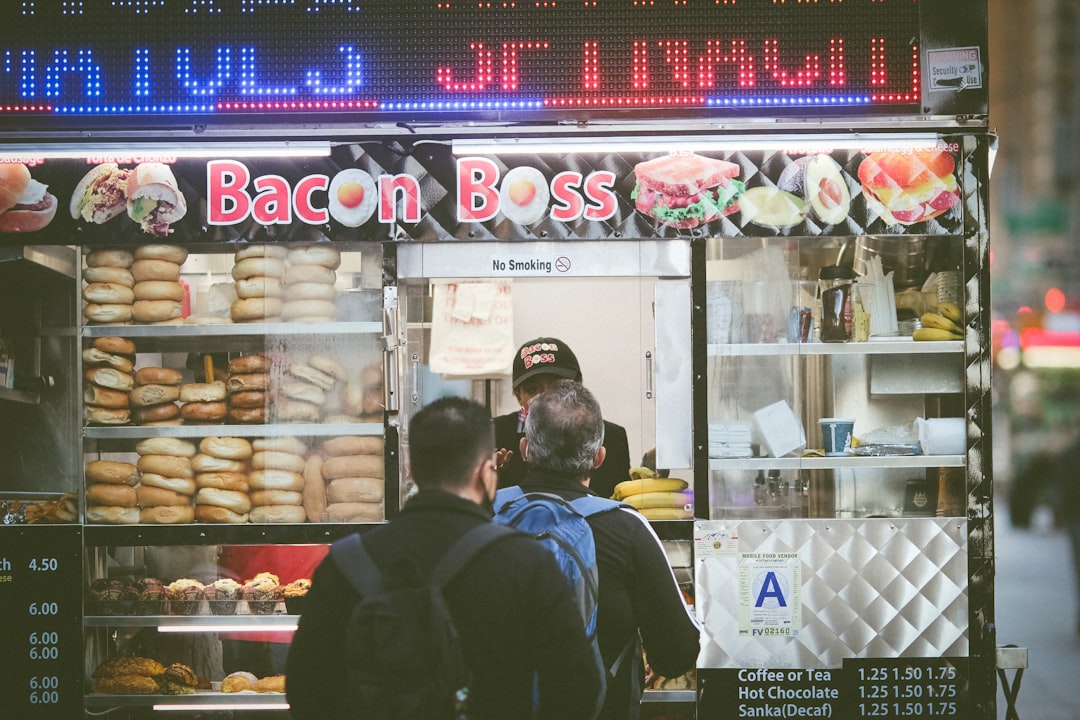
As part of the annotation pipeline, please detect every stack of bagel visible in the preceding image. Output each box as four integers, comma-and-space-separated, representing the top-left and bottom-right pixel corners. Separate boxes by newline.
85, 459, 141, 525
83, 336, 136, 426
281, 244, 340, 323
130, 244, 188, 324
130, 366, 183, 426
226, 354, 272, 424
303, 435, 384, 523
83, 249, 136, 325
249, 436, 309, 523
231, 245, 286, 323
135, 438, 197, 524
193, 437, 253, 524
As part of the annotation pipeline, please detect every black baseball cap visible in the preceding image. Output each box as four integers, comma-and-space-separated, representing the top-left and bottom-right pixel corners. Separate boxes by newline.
512, 337, 582, 389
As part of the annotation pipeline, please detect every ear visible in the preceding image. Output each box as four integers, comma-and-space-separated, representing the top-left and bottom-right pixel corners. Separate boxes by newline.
593, 445, 607, 469
518, 436, 529, 462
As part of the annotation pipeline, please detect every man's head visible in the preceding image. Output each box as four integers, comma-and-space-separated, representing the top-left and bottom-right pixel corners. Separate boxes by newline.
521, 380, 606, 482
512, 337, 582, 408
409, 397, 497, 503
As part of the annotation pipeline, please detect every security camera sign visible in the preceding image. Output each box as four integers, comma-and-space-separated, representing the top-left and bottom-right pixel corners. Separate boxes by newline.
738, 553, 802, 637
927, 47, 983, 91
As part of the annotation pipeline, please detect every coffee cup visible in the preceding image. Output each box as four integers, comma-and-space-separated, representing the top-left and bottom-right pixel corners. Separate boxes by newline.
819, 418, 855, 456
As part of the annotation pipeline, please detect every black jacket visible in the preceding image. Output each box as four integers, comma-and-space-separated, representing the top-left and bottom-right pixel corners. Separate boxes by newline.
494, 411, 632, 500
286, 490, 604, 720
514, 468, 701, 720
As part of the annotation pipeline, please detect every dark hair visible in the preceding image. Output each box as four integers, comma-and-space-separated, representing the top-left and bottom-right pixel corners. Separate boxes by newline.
524, 380, 605, 479
408, 396, 494, 490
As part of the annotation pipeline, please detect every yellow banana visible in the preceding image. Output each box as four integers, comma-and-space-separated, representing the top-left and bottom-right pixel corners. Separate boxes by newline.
913, 327, 963, 342
621, 490, 694, 510
938, 302, 963, 324
613, 477, 688, 500
628, 466, 655, 480
920, 312, 963, 334
639, 506, 694, 520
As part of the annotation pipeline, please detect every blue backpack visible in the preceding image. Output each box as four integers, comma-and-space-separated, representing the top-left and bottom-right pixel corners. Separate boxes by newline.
493, 486, 638, 710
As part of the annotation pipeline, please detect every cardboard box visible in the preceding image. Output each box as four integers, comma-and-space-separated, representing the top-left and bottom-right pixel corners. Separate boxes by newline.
751, 400, 806, 458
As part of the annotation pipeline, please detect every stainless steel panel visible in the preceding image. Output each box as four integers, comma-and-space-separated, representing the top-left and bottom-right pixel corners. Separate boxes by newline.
655, 280, 693, 469
696, 518, 968, 669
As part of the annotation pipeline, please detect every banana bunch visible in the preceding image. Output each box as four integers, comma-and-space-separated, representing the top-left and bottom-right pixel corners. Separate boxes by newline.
621, 490, 694, 511
615, 467, 693, 519
613, 471, 689, 501
915, 302, 964, 341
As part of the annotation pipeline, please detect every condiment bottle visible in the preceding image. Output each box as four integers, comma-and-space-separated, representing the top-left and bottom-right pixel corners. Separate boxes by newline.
818, 264, 854, 343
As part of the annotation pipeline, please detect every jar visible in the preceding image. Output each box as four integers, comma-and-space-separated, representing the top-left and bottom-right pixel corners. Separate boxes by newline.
818, 264, 854, 343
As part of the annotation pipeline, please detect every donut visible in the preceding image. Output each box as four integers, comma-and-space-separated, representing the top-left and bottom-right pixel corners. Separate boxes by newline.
133, 244, 188, 264
227, 354, 272, 374
130, 384, 181, 407
249, 505, 307, 523
85, 248, 134, 268
282, 299, 337, 322
132, 403, 182, 424
191, 453, 245, 474
136, 437, 197, 458
180, 381, 227, 403
307, 354, 349, 382
227, 391, 267, 409
235, 276, 285, 299
131, 259, 181, 283
287, 363, 335, 391
286, 245, 341, 269
137, 485, 195, 507
225, 373, 268, 393
321, 454, 384, 480
139, 473, 197, 496
132, 299, 182, 324
86, 483, 137, 507
140, 505, 195, 524
84, 407, 132, 425
231, 297, 284, 323
234, 244, 288, 261
321, 435, 383, 457
326, 477, 384, 504
91, 336, 137, 356
84, 266, 135, 287
250, 489, 303, 507
284, 264, 336, 286
85, 460, 139, 486
85, 505, 141, 525
196, 487, 251, 514
84, 303, 134, 325
84, 283, 135, 305
194, 505, 249, 524
195, 471, 249, 492
134, 281, 185, 302
249, 469, 304, 492
134, 367, 184, 386
251, 450, 307, 474
283, 282, 337, 303
252, 436, 308, 455
199, 436, 253, 460
180, 401, 228, 422
227, 406, 266, 424
84, 385, 131, 409
231, 256, 285, 281
137, 454, 194, 479
324, 501, 383, 523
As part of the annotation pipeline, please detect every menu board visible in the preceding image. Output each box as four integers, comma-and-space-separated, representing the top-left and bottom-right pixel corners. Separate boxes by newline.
0, 526, 84, 718
699, 658, 969, 719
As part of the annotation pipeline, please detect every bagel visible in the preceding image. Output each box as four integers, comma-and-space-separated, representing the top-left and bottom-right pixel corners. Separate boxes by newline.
84, 367, 135, 391
227, 354, 272, 374
302, 454, 327, 522
136, 437, 197, 458
225, 373, 268, 393
191, 453, 245, 474
326, 477, 384, 504
283, 282, 337, 303
84, 265, 135, 287
307, 354, 349, 382
130, 258, 181, 283
249, 505, 307, 523
83, 282, 135, 305
286, 245, 341, 269
133, 299, 182, 324
287, 363, 335, 391
324, 501, 383, 523
195, 471, 249, 492
137, 454, 194, 479
234, 244, 288, 261
84, 385, 131, 409
180, 401, 228, 422
249, 469, 304, 492
82, 347, 135, 373
137, 485, 195, 507
250, 489, 303, 507
84, 303, 134, 325
251, 450, 307, 474
199, 436, 253, 460
231, 297, 283, 323
280, 379, 327, 406
252, 436, 308, 455
272, 399, 321, 423
132, 403, 182, 424
196, 487, 251, 514
227, 391, 267, 409
194, 505, 249, 524
85, 505, 141, 525
139, 473, 197, 496
91, 336, 137, 356
180, 381, 227, 403
227, 406, 266, 424
130, 384, 181, 407
85, 248, 134, 268
133, 244, 188, 264
282, 299, 337, 322
142, 418, 185, 427
85, 460, 139, 486
231, 256, 285, 281
84, 407, 132, 425
284, 263, 336, 286
134, 367, 184, 386
321, 454, 384, 480
140, 505, 195, 524
87, 482, 138, 507
134, 280, 185, 302
321, 435, 383, 457
235, 276, 285, 299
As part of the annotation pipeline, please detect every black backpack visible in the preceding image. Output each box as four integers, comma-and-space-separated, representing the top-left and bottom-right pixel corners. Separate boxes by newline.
330, 523, 518, 720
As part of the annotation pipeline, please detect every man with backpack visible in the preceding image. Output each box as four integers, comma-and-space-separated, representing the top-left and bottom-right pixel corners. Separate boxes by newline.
495, 380, 700, 720
286, 396, 604, 720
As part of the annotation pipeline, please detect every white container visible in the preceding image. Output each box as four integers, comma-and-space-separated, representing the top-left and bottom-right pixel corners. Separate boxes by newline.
917, 417, 965, 455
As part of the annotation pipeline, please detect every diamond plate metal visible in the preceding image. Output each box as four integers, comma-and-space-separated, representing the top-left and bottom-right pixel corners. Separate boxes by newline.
697, 518, 968, 669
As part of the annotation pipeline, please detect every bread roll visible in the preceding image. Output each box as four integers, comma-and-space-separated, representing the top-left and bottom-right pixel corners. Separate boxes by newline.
284, 263, 335, 285
92, 336, 137, 356
134, 244, 188, 264
250, 505, 307, 523
130, 384, 181, 407
272, 398, 321, 423
227, 354, 272, 374
251, 450, 306, 474
140, 505, 195, 524
137, 454, 193, 479
84, 303, 134, 325
134, 280, 185, 302
132, 299, 182, 324
231, 256, 285, 281
180, 381, 227, 402
139, 473, 197, 496
191, 453, 245, 474
195, 471, 249, 492
82, 347, 136, 373
84, 385, 131, 409
302, 454, 327, 523
282, 299, 336, 322
199, 436, 253, 460
84, 407, 132, 425
221, 671, 258, 692
131, 258, 181, 282
321, 435, 383, 457
234, 244, 289, 261
253, 675, 286, 693
84, 265, 135, 287
287, 363, 335, 391
137, 485, 195, 507
132, 403, 181, 424
134, 366, 184, 386
85, 248, 134, 268
136, 437, 197, 458
325, 501, 383, 523
307, 354, 349, 382
253, 436, 308, 456
86, 505, 141, 524
326, 477, 384, 504
84, 282, 135, 305
194, 505, 248, 524
85, 460, 139, 485
280, 379, 327, 406
287, 244, 341, 269
227, 391, 267, 409
180, 401, 228, 422
196, 487, 251, 513
283, 282, 337, 302
236, 276, 285, 299
250, 489, 303, 506
227, 406, 266, 424
87, 483, 138, 507
322, 454, 384, 480
249, 469, 304, 492
225, 373, 268, 393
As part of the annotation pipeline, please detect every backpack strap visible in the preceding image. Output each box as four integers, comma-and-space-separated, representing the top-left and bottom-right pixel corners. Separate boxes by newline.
493, 485, 525, 514
570, 494, 631, 518
330, 533, 384, 596
431, 522, 520, 588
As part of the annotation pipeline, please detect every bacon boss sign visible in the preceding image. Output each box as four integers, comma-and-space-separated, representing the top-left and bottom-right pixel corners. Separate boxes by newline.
0, 0, 931, 124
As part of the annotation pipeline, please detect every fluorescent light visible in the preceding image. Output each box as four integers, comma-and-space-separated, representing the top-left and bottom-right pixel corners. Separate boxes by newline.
452, 134, 944, 155
156, 623, 298, 633
154, 702, 290, 712
0, 141, 330, 160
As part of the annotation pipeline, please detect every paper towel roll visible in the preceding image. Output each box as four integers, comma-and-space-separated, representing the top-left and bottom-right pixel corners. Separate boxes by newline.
917, 417, 965, 455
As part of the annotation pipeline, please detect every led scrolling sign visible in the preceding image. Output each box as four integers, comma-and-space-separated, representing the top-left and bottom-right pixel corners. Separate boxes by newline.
1, 0, 921, 121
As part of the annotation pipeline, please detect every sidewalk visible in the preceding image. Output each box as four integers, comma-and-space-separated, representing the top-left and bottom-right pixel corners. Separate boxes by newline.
994, 507, 1080, 720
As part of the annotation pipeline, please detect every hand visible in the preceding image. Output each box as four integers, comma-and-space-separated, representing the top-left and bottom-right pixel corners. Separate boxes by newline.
495, 448, 513, 469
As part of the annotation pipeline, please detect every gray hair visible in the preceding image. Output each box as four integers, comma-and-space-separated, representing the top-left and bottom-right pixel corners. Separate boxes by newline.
524, 380, 605, 479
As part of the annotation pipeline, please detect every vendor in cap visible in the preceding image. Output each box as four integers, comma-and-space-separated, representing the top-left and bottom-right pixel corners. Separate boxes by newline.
494, 337, 631, 500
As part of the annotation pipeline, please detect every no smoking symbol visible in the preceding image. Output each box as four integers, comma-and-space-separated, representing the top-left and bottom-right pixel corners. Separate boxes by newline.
555, 256, 571, 273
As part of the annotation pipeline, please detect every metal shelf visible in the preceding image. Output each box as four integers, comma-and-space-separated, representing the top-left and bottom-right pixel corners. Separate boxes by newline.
85, 691, 290, 710
707, 339, 963, 357
83, 521, 378, 547
79, 321, 383, 353
709, 455, 965, 471
0, 386, 40, 405
84, 422, 383, 441
85, 614, 299, 629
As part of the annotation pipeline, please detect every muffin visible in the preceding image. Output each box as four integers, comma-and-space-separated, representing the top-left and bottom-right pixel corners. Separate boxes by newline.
89, 577, 138, 615
166, 578, 205, 615
204, 578, 242, 615
133, 577, 167, 615
241, 572, 281, 615
282, 578, 311, 614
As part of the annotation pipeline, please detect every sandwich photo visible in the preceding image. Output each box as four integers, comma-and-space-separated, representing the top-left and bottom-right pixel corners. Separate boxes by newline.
70, 163, 132, 224
631, 153, 744, 229
857, 149, 960, 225
0, 163, 58, 233
126, 162, 187, 237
